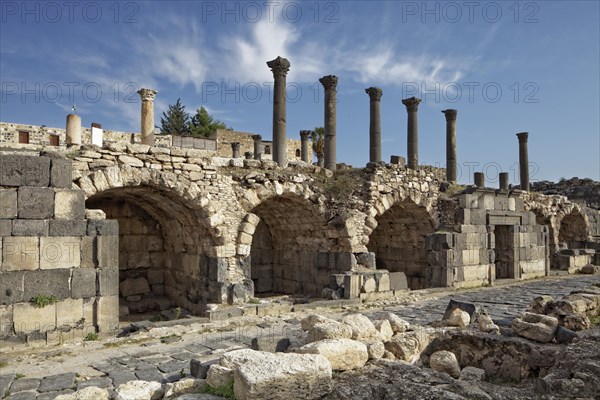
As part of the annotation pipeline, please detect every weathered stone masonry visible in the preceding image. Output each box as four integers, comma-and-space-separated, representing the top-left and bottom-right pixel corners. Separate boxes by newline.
0, 153, 119, 342
1, 141, 597, 342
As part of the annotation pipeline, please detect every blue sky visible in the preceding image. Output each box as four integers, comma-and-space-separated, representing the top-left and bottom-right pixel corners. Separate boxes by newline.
1, 1, 599, 183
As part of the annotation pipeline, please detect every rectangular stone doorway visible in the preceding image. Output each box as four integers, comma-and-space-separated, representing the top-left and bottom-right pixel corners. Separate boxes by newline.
495, 225, 516, 279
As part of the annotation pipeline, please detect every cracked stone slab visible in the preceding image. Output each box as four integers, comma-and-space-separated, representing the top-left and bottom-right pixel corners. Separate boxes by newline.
9, 377, 41, 392
0, 374, 15, 398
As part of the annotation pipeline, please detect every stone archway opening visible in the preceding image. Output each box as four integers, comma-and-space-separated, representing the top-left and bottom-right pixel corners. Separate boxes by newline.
86, 186, 214, 321
248, 195, 328, 298
558, 210, 588, 249
367, 200, 435, 290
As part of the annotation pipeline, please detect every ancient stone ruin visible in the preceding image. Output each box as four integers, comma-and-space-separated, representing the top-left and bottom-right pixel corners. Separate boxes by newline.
1, 55, 599, 400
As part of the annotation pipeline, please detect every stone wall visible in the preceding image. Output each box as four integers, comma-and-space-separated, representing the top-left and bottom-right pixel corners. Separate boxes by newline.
0, 153, 119, 343
427, 188, 549, 288
215, 128, 303, 161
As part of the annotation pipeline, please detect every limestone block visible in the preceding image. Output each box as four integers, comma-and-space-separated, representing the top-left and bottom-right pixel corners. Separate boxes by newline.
87, 220, 119, 236
54, 189, 85, 220
219, 349, 332, 400
98, 268, 119, 296
49, 220, 87, 236
55, 387, 110, 400
301, 314, 332, 331
2, 236, 39, 271
336, 252, 357, 270
512, 312, 558, 343
50, 158, 73, 188
120, 277, 150, 297
362, 276, 377, 293
97, 236, 119, 268
0, 188, 17, 218
469, 209, 487, 225
13, 302, 56, 333
343, 274, 362, 299
0, 220, 11, 236
388, 272, 408, 290
11, 219, 48, 236
365, 341, 385, 360
341, 314, 381, 341
39, 237, 81, 269
115, 380, 164, 400
82, 297, 95, 327
384, 331, 431, 363
384, 313, 410, 333
376, 273, 391, 291
459, 193, 478, 209
18, 187, 55, 219
430, 350, 461, 378
80, 236, 96, 268
71, 268, 97, 298
147, 269, 164, 285
446, 308, 470, 327
96, 295, 119, 333
206, 365, 234, 388
23, 268, 71, 301
296, 339, 368, 371
307, 321, 353, 343
56, 298, 84, 327
0, 304, 13, 334
0, 155, 50, 187
372, 319, 393, 341
477, 310, 500, 334
0, 270, 25, 304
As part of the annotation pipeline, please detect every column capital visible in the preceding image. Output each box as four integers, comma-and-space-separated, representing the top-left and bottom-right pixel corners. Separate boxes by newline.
402, 96, 421, 112
516, 131, 529, 141
137, 88, 157, 102
365, 87, 383, 101
300, 130, 312, 140
442, 109, 457, 121
251, 134, 262, 142
319, 75, 338, 91
267, 56, 290, 77
231, 141, 240, 148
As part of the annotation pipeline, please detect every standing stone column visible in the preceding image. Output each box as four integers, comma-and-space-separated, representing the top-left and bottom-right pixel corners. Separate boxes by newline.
442, 109, 458, 182
474, 172, 485, 188
402, 96, 422, 169
365, 87, 382, 163
299, 130, 311, 163
66, 114, 81, 145
320, 75, 338, 171
517, 132, 530, 191
499, 172, 509, 191
137, 88, 157, 146
267, 56, 290, 166
251, 134, 262, 160
231, 142, 240, 158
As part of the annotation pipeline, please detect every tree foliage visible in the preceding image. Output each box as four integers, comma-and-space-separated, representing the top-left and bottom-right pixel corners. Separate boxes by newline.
311, 127, 325, 167
189, 106, 230, 138
160, 98, 190, 135
160, 101, 231, 138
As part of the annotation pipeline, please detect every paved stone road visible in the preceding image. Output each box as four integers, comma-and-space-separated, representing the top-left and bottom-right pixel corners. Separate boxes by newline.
1, 275, 598, 399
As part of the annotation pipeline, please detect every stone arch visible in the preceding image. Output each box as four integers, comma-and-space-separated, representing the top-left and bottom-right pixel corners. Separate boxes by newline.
236, 192, 331, 297
366, 195, 437, 290
76, 166, 221, 317
531, 208, 557, 252
557, 208, 589, 249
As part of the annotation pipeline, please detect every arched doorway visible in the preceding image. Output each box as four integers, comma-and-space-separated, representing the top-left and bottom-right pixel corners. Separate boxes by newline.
558, 210, 588, 249
247, 195, 328, 297
86, 185, 214, 319
367, 200, 435, 290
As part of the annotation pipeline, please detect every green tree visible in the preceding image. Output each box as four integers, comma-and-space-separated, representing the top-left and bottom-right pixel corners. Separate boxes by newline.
160, 99, 190, 135
311, 127, 325, 167
189, 106, 230, 138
